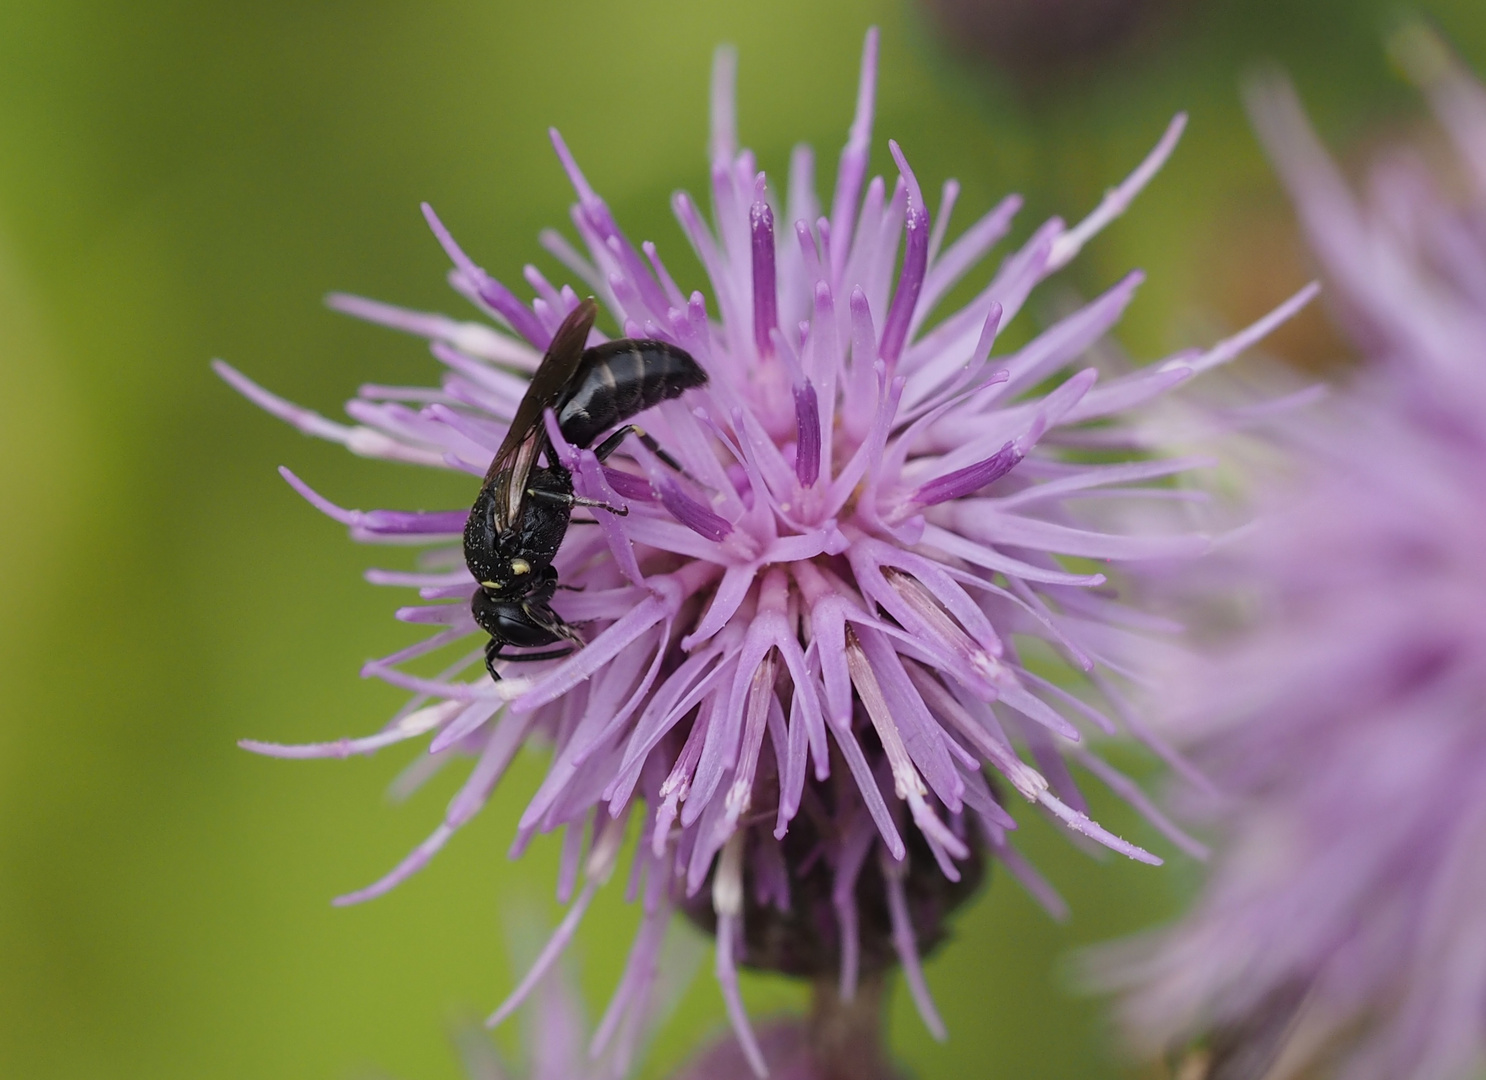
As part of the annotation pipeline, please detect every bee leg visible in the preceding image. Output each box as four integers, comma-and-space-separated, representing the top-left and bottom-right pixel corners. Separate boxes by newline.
554, 617, 588, 650
572, 493, 629, 514
593, 425, 685, 473
525, 486, 629, 516
484, 638, 506, 682
553, 583, 585, 591
500, 645, 577, 663
484, 639, 577, 681
523, 600, 587, 651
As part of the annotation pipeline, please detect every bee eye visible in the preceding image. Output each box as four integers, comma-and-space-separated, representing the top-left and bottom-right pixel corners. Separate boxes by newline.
509, 558, 531, 575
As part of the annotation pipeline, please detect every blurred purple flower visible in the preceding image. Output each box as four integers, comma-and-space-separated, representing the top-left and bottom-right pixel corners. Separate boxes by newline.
439, 972, 606, 1080
1094, 29, 1486, 1080
219, 29, 1308, 1075
918, 0, 1179, 83
400, 940, 686, 1080
671, 979, 905, 1080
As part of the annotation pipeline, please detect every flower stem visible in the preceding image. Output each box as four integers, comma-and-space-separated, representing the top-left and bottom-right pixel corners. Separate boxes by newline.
808, 975, 899, 1080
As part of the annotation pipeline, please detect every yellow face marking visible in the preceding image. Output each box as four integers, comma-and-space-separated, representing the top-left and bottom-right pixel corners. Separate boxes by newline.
509, 558, 531, 575
480, 580, 499, 588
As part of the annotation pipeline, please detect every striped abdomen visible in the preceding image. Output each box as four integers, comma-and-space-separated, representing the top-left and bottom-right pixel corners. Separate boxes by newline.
555, 339, 707, 449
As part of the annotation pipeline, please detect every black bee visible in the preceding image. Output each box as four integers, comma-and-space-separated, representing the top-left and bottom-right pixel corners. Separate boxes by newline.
464, 298, 707, 680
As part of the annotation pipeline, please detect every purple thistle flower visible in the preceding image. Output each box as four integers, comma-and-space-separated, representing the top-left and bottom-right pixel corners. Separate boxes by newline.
1093, 29, 1486, 1080
425, 944, 870, 1080
441, 970, 610, 1080
672, 982, 904, 1080
220, 29, 1309, 1075
404, 939, 692, 1080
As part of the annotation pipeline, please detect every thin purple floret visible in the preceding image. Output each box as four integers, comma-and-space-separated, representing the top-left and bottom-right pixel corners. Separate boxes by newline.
794, 381, 821, 487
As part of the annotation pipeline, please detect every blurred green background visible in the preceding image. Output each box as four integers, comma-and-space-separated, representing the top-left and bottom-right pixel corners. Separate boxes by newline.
2, 1, 1484, 1077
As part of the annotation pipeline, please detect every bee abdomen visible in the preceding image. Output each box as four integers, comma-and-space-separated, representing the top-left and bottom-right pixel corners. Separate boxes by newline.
556, 340, 707, 449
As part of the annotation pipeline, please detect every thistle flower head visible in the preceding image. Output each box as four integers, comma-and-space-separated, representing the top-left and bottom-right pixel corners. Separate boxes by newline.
441, 974, 601, 1080
220, 29, 1308, 1075
405, 945, 679, 1080
1095, 31, 1486, 1080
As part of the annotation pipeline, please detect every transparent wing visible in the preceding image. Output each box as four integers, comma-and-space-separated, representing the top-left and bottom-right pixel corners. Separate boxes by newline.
483, 299, 598, 529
